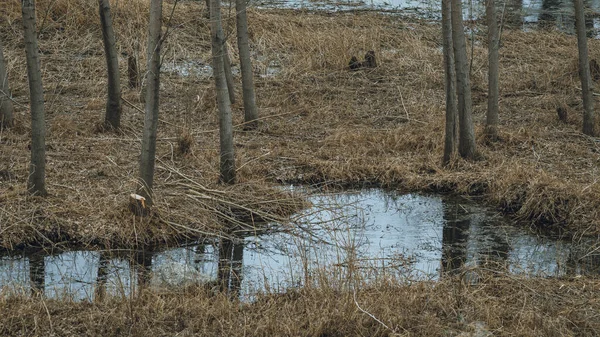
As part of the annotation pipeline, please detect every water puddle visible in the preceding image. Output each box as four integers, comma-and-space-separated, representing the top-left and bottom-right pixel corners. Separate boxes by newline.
0, 189, 598, 301
161, 59, 282, 79
252, 0, 600, 37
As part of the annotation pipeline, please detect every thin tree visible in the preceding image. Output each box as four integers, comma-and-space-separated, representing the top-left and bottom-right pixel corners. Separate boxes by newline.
223, 44, 236, 104
574, 0, 595, 135
442, 0, 458, 164
99, 0, 122, 130
485, 0, 500, 139
138, 0, 163, 207
22, 0, 47, 196
451, 0, 477, 159
205, 0, 236, 105
211, 0, 236, 184
0, 38, 14, 128
236, 0, 259, 129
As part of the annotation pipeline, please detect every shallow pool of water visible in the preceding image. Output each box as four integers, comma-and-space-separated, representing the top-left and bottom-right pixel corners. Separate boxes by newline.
0, 189, 597, 301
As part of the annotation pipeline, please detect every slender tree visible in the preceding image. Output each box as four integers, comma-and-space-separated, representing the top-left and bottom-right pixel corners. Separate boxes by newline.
451, 0, 477, 159
442, 0, 458, 164
138, 0, 163, 207
205, 0, 236, 105
236, 0, 259, 129
211, 0, 236, 184
574, 0, 595, 135
0, 38, 14, 128
223, 45, 236, 104
485, 0, 500, 138
99, 0, 122, 130
22, 0, 47, 196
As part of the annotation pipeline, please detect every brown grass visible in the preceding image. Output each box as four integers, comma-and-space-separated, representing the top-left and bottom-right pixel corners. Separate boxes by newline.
1, 0, 600, 251
0, 274, 598, 336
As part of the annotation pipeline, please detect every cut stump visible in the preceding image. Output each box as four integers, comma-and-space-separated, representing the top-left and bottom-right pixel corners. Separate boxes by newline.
129, 193, 149, 216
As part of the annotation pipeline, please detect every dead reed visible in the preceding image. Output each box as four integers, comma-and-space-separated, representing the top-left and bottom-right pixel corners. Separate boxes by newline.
0, 273, 598, 336
1, 0, 600, 251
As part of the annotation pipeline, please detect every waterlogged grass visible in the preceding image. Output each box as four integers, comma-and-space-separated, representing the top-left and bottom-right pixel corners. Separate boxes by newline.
0, 274, 598, 336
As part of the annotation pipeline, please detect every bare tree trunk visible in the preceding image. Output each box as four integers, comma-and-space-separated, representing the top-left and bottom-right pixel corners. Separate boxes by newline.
99, 0, 122, 130
22, 0, 47, 196
442, 0, 458, 165
575, 0, 595, 136
451, 0, 477, 159
236, 0, 259, 129
138, 0, 163, 207
205, 0, 236, 105
211, 0, 236, 184
485, 0, 500, 139
223, 45, 236, 104
0, 38, 14, 129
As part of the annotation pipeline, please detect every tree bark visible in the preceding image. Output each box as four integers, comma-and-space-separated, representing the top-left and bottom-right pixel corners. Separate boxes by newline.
442, 0, 458, 165
223, 45, 236, 104
575, 0, 595, 136
205, 0, 236, 105
99, 0, 122, 130
451, 0, 477, 159
211, 0, 236, 184
0, 38, 14, 129
485, 0, 500, 139
138, 0, 163, 207
236, 0, 259, 129
22, 0, 47, 196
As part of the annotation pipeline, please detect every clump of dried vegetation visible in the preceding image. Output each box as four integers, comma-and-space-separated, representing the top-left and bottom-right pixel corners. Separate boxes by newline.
0, 273, 599, 336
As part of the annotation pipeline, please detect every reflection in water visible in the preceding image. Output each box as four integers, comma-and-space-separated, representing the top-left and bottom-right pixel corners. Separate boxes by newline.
95, 252, 109, 301
0, 190, 599, 301
28, 254, 45, 295
217, 238, 245, 296
441, 200, 471, 274
133, 250, 153, 289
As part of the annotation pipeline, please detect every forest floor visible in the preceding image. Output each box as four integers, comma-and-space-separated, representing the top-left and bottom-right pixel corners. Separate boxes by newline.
1, 1, 600, 335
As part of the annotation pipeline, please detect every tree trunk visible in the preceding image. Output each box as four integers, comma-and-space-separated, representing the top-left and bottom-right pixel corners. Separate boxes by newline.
236, 0, 259, 130
138, 0, 163, 207
451, 0, 477, 159
575, 0, 595, 136
205, 0, 236, 105
485, 0, 500, 139
211, 0, 236, 184
442, 0, 458, 165
22, 0, 47, 196
223, 45, 236, 104
99, 0, 122, 130
0, 38, 14, 129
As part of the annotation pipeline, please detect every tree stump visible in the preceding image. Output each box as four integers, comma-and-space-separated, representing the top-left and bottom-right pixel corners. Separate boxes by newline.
129, 193, 149, 216
557, 106, 568, 123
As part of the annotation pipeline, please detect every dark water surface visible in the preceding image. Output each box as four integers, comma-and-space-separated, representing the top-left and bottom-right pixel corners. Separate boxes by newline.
0, 189, 598, 301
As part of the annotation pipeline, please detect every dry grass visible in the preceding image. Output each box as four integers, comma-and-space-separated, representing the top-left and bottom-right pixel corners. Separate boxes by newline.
1, 0, 600, 252
0, 274, 598, 336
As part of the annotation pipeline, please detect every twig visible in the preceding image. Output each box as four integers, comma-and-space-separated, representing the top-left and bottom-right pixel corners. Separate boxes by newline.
353, 289, 394, 333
